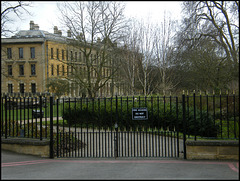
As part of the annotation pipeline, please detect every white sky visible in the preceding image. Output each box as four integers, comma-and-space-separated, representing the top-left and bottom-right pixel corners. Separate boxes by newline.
8, 1, 183, 37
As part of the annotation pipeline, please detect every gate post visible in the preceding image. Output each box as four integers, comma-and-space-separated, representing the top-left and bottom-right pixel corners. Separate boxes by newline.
49, 96, 54, 158
182, 93, 187, 159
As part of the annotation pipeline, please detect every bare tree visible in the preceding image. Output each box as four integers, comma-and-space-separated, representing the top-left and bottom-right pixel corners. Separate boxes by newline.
57, 1, 128, 98
153, 12, 179, 94
182, 1, 239, 89
135, 19, 157, 96
1, 1, 32, 37
119, 20, 141, 95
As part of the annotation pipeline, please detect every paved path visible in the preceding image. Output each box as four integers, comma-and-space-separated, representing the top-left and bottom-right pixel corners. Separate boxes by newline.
1, 150, 239, 180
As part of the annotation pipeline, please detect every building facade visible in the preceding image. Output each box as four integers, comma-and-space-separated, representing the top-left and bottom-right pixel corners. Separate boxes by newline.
1, 21, 131, 97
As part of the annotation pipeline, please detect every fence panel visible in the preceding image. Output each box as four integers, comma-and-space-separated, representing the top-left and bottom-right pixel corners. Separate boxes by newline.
1, 93, 238, 158
54, 96, 181, 158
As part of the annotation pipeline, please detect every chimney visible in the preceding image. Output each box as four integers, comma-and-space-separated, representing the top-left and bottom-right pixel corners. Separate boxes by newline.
54, 26, 58, 34
58, 30, 62, 36
33, 24, 39, 30
30, 21, 34, 30
67, 30, 71, 37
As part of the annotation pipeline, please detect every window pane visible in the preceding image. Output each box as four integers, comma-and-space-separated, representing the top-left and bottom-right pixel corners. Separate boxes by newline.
8, 84, 13, 93
30, 47, 35, 58
31, 83, 36, 93
62, 50, 64, 60
19, 48, 23, 58
57, 65, 59, 76
8, 65, 12, 76
20, 83, 24, 93
62, 65, 65, 75
31, 64, 36, 75
57, 49, 59, 60
19, 65, 24, 75
51, 64, 54, 76
7, 48, 12, 59
51, 48, 53, 59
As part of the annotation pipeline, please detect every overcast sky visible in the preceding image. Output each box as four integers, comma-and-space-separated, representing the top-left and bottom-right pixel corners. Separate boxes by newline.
8, 1, 183, 37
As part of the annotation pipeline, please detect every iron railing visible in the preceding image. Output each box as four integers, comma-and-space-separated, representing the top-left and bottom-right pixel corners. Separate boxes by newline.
1, 93, 239, 158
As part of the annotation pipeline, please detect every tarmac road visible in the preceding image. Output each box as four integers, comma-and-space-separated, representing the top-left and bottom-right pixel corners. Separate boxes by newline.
1, 149, 239, 180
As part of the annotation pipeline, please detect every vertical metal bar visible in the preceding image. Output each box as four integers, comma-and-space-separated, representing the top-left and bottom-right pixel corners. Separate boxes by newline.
110, 97, 113, 158
90, 131, 92, 157
176, 97, 179, 157
213, 93, 215, 128
127, 123, 129, 157
80, 98, 82, 157
12, 97, 15, 137
20, 97, 22, 131
35, 97, 37, 138
139, 127, 141, 157
45, 97, 47, 138
1, 96, 3, 137
84, 131, 86, 157
164, 96, 166, 156
5, 96, 8, 138
233, 93, 236, 138
72, 132, 74, 157
207, 93, 209, 137
75, 98, 77, 157
171, 130, 173, 157
59, 132, 62, 157
50, 96, 54, 158
133, 97, 136, 157
98, 98, 101, 157
78, 132, 80, 157
63, 98, 65, 157
57, 99, 59, 158
68, 97, 71, 157
220, 93, 222, 138
104, 97, 106, 157
39, 96, 42, 140
121, 97, 123, 157
133, 125, 135, 157
102, 130, 104, 157
200, 93, 202, 138
145, 110, 148, 157
182, 94, 186, 159
23, 97, 26, 137
31, 97, 33, 138
157, 96, 160, 157
92, 98, 94, 157
15, 97, 18, 137
27, 97, 29, 137
115, 95, 118, 158
226, 93, 229, 138
186, 94, 189, 138
193, 92, 196, 140
151, 96, 154, 157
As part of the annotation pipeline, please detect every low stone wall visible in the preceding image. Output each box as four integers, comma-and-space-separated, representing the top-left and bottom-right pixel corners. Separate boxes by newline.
186, 140, 239, 160
1, 137, 50, 157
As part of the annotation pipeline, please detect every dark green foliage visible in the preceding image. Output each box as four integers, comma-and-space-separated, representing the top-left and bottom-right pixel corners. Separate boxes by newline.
62, 98, 220, 137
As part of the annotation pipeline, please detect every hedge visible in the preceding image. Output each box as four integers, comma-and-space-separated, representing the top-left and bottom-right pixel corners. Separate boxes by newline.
62, 99, 220, 137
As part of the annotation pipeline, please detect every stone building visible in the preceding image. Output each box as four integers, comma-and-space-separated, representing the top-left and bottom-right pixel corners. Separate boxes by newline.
1, 21, 133, 97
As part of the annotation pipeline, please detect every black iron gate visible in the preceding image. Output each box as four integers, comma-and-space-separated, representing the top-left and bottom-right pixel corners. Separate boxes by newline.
54, 96, 182, 158
3, 93, 237, 159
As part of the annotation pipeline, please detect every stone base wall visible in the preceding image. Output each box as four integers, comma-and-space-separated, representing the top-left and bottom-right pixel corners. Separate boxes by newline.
1, 137, 50, 158
186, 140, 239, 160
